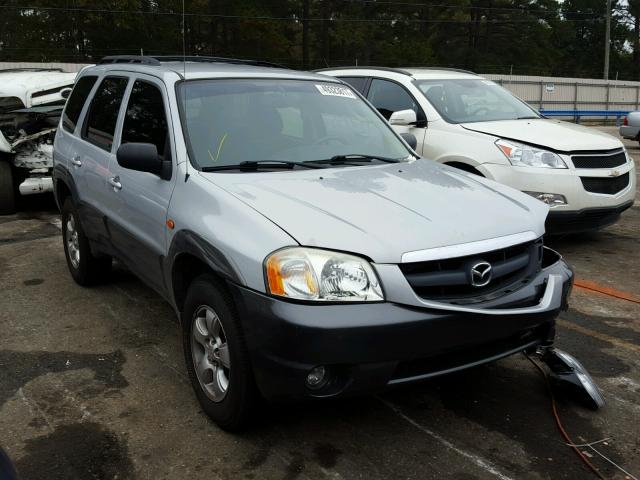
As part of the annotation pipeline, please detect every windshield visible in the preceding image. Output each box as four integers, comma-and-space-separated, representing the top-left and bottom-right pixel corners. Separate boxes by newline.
177, 79, 410, 168
415, 79, 539, 124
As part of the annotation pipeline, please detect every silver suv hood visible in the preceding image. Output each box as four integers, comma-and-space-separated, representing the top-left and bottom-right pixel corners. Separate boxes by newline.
202, 160, 548, 263
461, 118, 621, 151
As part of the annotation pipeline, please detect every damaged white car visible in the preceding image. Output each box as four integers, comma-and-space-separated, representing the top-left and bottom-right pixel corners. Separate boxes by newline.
0, 68, 77, 214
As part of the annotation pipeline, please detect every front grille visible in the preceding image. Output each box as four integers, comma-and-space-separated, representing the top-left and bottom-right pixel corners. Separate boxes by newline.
399, 238, 543, 303
571, 150, 627, 169
580, 173, 630, 195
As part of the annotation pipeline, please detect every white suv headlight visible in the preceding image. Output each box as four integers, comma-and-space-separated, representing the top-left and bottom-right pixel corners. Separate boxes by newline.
496, 139, 567, 169
265, 247, 384, 302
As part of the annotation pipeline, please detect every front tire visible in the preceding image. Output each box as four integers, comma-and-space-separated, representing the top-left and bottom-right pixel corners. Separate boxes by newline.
182, 275, 257, 431
61, 198, 112, 286
0, 161, 16, 215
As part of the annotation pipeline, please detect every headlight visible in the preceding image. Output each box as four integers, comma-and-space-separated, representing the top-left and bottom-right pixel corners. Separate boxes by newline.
265, 247, 384, 302
496, 139, 567, 169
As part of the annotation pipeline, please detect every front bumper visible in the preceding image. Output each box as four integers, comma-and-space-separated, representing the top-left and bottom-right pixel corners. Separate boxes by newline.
230, 257, 573, 401
479, 162, 637, 213
479, 162, 636, 232
18, 176, 53, 196
619, 125, 640, 140
546, 200, 634, 234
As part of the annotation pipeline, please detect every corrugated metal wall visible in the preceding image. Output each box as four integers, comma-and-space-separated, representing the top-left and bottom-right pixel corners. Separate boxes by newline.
0, 62, 89, 72
483, 74, 640, 113
2, 62, 639, 115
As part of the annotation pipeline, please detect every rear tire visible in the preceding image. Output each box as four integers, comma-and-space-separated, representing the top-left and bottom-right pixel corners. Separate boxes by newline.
0, 161, 16, 215
182, 274, 257, 431
61, 198, 112, 286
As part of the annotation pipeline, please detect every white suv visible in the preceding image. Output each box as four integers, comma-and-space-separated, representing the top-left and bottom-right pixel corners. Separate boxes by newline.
319, 67, 636, 234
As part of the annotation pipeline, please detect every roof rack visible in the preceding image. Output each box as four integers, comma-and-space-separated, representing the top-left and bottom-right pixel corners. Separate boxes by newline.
99, 55, 161, 66
313, 66, 413, 76
151, 56, 288, 69
313, 66, 478, 76
98, 55, 287, 69
407, 67, 478, 75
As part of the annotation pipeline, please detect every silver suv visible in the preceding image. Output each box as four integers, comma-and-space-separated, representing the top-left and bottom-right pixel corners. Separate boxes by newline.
53, 56, 573, 431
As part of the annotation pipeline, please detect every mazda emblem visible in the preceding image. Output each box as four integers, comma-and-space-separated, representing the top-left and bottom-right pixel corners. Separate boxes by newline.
470, 261, 492, 287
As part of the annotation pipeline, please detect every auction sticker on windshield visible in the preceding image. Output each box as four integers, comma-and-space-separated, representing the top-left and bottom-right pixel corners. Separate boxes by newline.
315, 84, 356, 99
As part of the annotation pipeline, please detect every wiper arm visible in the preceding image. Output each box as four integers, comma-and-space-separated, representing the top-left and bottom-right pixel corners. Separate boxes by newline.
307, 154, 401, 165
201, 160, 325, 172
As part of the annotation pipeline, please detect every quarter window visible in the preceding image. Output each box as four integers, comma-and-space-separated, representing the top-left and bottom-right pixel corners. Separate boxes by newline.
121, 80, 169, 156
82, 76, 128, 151
367, 79, 423, 122
62, 76, 97, 133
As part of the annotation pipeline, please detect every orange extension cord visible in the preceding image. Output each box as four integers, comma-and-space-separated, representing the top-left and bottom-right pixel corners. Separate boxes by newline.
525, 354, 607, 480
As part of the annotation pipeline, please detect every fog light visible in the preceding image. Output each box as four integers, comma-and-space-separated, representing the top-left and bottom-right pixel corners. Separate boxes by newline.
306, 366, 327, 389
523, 191, 567, 207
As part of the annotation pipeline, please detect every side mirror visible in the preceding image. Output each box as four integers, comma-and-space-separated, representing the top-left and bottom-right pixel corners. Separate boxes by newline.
389, 109, 417, 126
116, 143, 162, 176
399, 132, 417, 150
60, 87, 73, 99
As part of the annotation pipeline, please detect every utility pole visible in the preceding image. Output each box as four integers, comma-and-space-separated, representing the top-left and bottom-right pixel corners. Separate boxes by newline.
302, 0, 309, 69
604, 0, 612, 80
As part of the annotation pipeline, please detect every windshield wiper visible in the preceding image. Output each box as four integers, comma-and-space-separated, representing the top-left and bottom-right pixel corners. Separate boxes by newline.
201, 160, 325, 172
306, 154, 402, 165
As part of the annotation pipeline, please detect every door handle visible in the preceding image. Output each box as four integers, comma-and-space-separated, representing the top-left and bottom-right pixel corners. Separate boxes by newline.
71, 156, 82, 167
109, 176, 122, 191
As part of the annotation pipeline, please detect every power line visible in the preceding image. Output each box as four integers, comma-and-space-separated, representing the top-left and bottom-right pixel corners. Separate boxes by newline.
333, 0, 603, 17
0, 4, 606, 24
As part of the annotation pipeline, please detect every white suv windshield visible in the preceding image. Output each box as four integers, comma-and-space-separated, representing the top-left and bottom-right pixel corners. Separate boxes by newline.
415, 79, 539, 124
178, 79, 410, 168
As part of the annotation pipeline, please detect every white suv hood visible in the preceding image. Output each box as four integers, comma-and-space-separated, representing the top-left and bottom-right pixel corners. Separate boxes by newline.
203, 160, 548, 264
461, 118, 622, 152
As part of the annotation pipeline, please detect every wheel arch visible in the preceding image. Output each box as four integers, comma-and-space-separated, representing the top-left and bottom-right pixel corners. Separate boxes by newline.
52, 164, 78, 210
442, 159, 485, 177
167, 230, 243, 315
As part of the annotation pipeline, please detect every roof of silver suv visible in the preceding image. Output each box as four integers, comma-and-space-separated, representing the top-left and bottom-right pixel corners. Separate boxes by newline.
89, 55, 332, 83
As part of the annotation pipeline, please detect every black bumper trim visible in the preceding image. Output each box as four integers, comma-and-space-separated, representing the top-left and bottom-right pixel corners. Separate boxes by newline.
389, 337, 540, 385
546, 200, 634, 234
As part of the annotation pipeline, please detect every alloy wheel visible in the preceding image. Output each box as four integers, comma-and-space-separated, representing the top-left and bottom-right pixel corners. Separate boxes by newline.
65, 214, 80, 269
191, 305, 231, 402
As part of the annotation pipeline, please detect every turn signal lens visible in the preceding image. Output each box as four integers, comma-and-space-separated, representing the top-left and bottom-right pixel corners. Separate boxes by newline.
266, 252, 319, 300
496, 143, 513, 158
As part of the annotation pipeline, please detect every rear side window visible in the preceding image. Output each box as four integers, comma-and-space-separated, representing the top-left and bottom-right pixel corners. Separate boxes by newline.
121, 80, 168, 156
61, 76, 97, 133
339, 77, 368, 94
82, 76, 128, 151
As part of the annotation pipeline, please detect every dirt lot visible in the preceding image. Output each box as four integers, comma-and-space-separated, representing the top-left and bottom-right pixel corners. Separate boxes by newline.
1, 126, 638, 480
